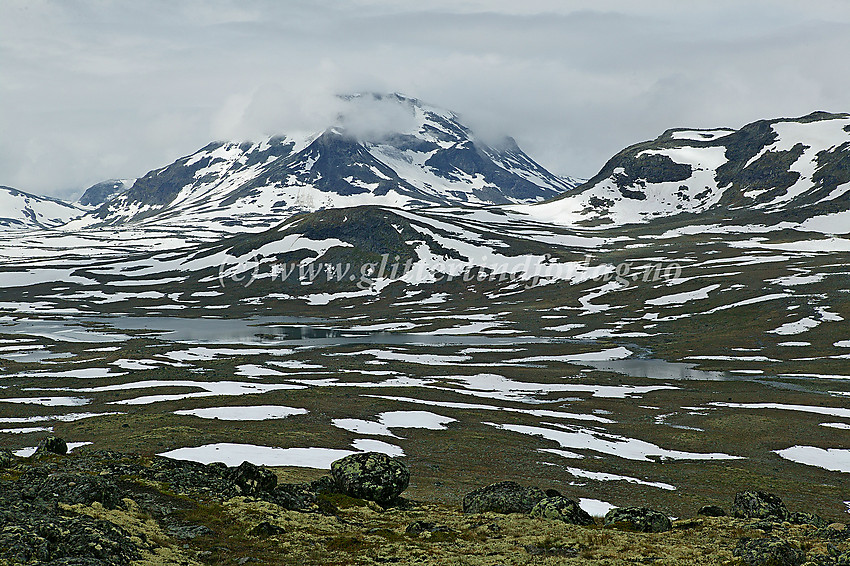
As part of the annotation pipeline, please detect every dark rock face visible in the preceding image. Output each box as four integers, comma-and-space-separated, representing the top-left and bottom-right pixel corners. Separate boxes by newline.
35, 436, 68, 456
732, 491, 790, 522
226, 461, 278, 496
462, 481, 546, 515
603, 507, 672, 533
330, 452, 410, 505
697, 505, 727, 517
733, 537, 805, 566
530, 497, 595, 526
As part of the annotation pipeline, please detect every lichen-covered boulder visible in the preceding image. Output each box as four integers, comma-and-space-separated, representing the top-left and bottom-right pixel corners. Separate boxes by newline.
462, 481, 546, 514
530, 497, 595, 526
35, 437, 67, 456
733, 537, 805, 566
227, 461, 278, 496
732, 491, 790, 522
604, 507, 672, 533
330, 452, 409, 505
697, 505, 726, 517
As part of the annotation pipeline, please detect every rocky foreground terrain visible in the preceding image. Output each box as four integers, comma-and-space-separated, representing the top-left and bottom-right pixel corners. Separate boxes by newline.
1, 438, 848, 566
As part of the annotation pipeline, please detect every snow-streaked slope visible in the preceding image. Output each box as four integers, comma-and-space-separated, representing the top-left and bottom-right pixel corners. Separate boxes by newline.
519, 112, 850, 228
0, 186, 86, 230
82, 94, 582, 231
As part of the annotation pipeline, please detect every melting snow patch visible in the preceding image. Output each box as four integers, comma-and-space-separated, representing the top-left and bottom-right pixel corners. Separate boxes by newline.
333, 410, 456, 437
174, 405, 308, 420
646, 284, 720, 306
563, 467, 676, 490
159, 443, 356, 468
507, 347, 633, 364
775, 446, 850, 473
486, 422, 741, 461
0, 396, 90, 406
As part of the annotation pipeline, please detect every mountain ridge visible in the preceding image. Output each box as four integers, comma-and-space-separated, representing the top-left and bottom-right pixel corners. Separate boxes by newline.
520, 110, 850, 229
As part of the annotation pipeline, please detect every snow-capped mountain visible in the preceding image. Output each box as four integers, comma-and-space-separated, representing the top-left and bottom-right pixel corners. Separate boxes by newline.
85, 93, 581, 230
521, 111, 850, 228
0, 186, 86, 230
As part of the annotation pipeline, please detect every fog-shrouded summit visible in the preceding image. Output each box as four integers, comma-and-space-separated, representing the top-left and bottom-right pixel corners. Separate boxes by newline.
520, 111, 850, 230
78, 93, 582, 231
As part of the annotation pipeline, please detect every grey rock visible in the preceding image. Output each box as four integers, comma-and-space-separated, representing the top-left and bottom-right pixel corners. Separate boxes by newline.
530, 497, 594, 526
462, 481, 546, 514
732, 491, 790, 522
604, 507, 672, 533
733, 537, 805, 566
330, 452, 410, 505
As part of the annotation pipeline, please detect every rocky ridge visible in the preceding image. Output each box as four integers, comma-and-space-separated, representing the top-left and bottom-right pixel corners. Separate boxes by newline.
0, 440, 848, 566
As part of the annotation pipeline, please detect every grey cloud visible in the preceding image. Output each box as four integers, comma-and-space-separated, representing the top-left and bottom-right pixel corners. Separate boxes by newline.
1, 0, 849, 197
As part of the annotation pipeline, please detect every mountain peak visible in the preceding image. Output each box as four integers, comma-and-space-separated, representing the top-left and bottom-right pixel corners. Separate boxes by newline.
82, 95, 579, 229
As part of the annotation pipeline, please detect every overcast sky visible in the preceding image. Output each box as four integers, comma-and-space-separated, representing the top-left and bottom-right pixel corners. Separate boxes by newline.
2, 0, 850, 199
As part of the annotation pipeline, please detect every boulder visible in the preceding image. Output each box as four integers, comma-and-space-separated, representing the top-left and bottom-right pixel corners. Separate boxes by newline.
697, 505, 726, 517
227, 461, 278, 496
462, 481, 546, 514
733, 537, 805, 566
530, 497, 595, 526
35, 437, 67, 456
604, 507, 672, 533
330, 452, 410, 505
732, 491, 790, 522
